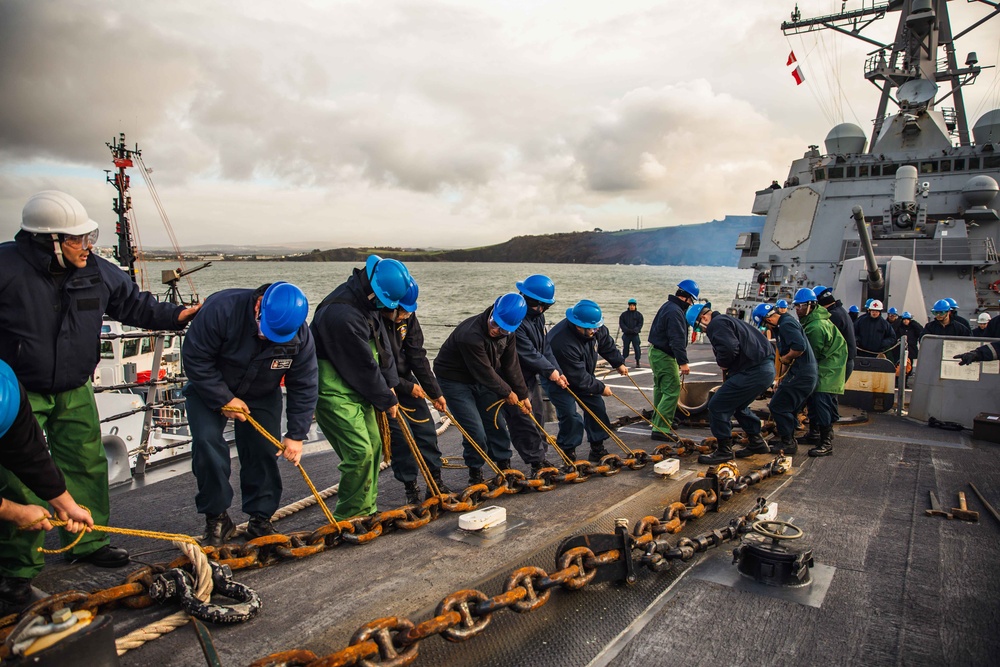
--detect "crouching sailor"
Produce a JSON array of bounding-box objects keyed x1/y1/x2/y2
[
  {"x1": 0, "y1": 191, "x2": 199, "y2": 573},
  {"x1": 749, "y1": 303, "x2": 817, "y2": 456},
  {"x1": 687, "y1": 304, "x2": 775, "y2": 464},
  {"x1": 0, "y1": 361, "x2": 94, "y2": 614},
  {"x1": 793, "y1": 288, "x2": 847, "y2": 457},
  {"x1": 183, "y1": 282, "x2": 317, "y2": 545}
]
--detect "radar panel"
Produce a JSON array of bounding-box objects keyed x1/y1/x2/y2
[
  {"x1": 772, "y1": 188, "x2": 820, "y2": 250},
  {"x1": 897, "y1": 79, "x2": 937, "y2": 109}
]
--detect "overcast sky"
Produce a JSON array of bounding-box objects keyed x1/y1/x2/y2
[{"x1": 1, "y1": 0, "x2": 998, "y2": 249}]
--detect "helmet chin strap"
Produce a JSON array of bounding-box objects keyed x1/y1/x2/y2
[{"x1": 51, "y1": 234, "x2": 67, "y2": 269}]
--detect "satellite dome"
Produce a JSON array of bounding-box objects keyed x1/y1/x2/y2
[
  {"x1": 961, "y1": 175, "x2": 999, "y2": 208},
  {"x1": 825, "y1": 123, "x2": 867, "y2": 155},
  {"x1": 973, "y1": 109, "x2": 1000, "y2": 145}
]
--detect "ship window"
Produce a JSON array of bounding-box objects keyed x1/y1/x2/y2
[
  {"x1": 882, "y1": 164, "x2": 899, "y2": 176},
  {"x1": 859, "y1": 165, "x2": 869, "y2": 177},
  {"x1": 940, "y1": 160, "x2": 951, "y2": 172},
  {"x1": 870, "y1": 165, "x2": 881, "y2": 176},
  {"x1": 100, "y1": 341, "x2": 114, "y2": 359},
  {"x1": 920, "y1": 161, "x2": 937, "y2": 173},
  {"x1": 140, "y1": 337, "x2": 152, "y2": 354},
  {"x1": 969, "y1": 157, "x2": 980, "y2": 169},
  {"x1": 985, "y1": 156, "x2": 1000, "y2": 169},
  {"x1": 846, "y1": 166, "x2": 856, "y2": 177},
  {"x1": 829, "y1": 167, "x2": 844, "y2": 179},
  {"x1": 814, "y1": 168, "x2": 826, "y2": 181},
  {"x1": 954, "y1": 158, "x2": 965, "y2": 171},
  {"x1": 123, "y1": 339, "x2": 139, "y2": 358}
]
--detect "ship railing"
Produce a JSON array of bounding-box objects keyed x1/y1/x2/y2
[
  {"x1": 734, "y1": 281, "x2": 788, "y2": 303},
  {"x1": 840, "y1": 237, "x2": 995, "y2": 265}
]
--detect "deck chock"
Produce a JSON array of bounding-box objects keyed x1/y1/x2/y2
[
  {"x1": 556, "y1": 518, "x2": 637, "y2": 585},
  {"x1": 4, "y1": 608, "x2": 119, "y2": 667},
  {"x1": 653, "y1": 458, "x2": 680, "y2": 477},
  {"x1": 458, "y1": 506, "x2": 507, "y2": 532},
  {"x1": 732, "y1": 520, "x2": 814, "y2": 588}
]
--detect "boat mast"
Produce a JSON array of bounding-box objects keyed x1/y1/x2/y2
[
  {"x1": 782, "y1": 0, "x2": 990, "y2": 151},
  {"x1": 105, "y1": 132, "x2": 141, "y2": 283}
]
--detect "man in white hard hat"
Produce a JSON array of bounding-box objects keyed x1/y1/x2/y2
[
  {"x1": 853, "y1": 299, "x2": 897, "y2": 358},
  {"x1": 0, "y1": 191, "x2": 200, "y2": 595},
  {"x1": 973, "y1": 312, "x2": 992, "y2": 338}
]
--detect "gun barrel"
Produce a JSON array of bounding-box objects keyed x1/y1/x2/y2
[{"x1": 851, "y1": 205, "x2": 884, "y2": 290}]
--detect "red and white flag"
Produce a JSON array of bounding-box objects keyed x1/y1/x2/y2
[
  {"x1": 791, "y1": 66, "x2": 806, "y2": 85},
  {"x1": 786, "y1": 51, "x2": 797, "y2": 66}
]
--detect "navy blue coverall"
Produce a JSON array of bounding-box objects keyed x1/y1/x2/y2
[
  {"x1": 502, "y1": 308, "x2": 560, "y2": 466},
  {"x1": 769, "y1": 314, "x2": 818, "y2": 439},
  {"x1": 704, "y1": 313, "x2": 775, "y2": 441}
]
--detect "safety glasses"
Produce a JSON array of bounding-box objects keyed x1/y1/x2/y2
[
  {"x1": 62, "y1": 229, "x2": 99, "y2": 249},
  {"x1": 524, "y1": 297, "x2": 551, "y2": 311},
  {"x1": 488, "y1": 317, "x2": 514, "y2": 336}
]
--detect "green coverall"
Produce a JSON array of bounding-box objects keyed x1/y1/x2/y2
[
  {"x1": 0, "y1": 382, "x2": 109, "y2": 578},
  {"x1": 649, "y1": 347, "x2": 681, "y2": 433}
]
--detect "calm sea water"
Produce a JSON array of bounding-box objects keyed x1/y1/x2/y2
[{"x1": 142, "y1": 261, "x2": 751, "y2": 354}]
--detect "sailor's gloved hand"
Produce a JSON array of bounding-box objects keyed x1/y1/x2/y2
[{"x1": 954, "y1": 350, "x2": 980, "y2": 366}]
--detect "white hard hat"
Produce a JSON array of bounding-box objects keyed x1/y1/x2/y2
[
  {"x1": 21, "y1": 191, "x2": 99, "y2": 236},
  {"x1": 868, "y1": 299, "x2": 884, "y2": 311},
  {"x1": 979, "y1": 312, "x2": 992, "y2": 324}
]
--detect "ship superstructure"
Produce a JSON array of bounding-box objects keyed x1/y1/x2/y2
[{"x1": 733, "y1": 0, "x2": 1000, "y2": 321}]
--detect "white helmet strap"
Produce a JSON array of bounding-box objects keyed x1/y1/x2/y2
[{"x1": 50, "y1": 233, "x2": 66, "y2": 269}]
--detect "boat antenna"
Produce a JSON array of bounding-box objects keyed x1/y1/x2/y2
[{"x1": 106, "y1": 132, "x2": 140, "y2": 283}]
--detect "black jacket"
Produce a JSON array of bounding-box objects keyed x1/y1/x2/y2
[
  {"x1": 514, "y1": 309, "x2": 559, "y2": 380},
  {"x1": 705, "y1": 312, "x2": 774, "y2": 374},
  {"x1": 921, "y1": 319, "x2": 971, "y2": 338},
  {"x1": 619, "y1": 309, "x2": 644, "y2": 336},
  {"x1": 548, "y1": 320, "x2": 625, "y2": 396},
  {"x1": 854, "y1": 314, "x2": 898, "y2": 354},
  {"x1": 182, "y1": 288, "x2": 318, "y2": 440},
  {"x1": 434, "y1": 306, "x2": 528, "y2": 399},
  {"x1": 386, "y1": 314, "x2": 442, "y2": 400},
  {"x1": 826, "y1": 301, "x2": 857, "y2": 363},
  {"x1": 311, "y1": 268, "x2": 399, "y2": 412},
  {"x1": 648, "y1": 295, "x2": 690, "y2": 364},
  {"x1": 775, "y1": 313, "x2": 817, "y2": 380},
  {"x1": 0, "y1": 381, "x2": 66, "y2": 507},
  {"x1": 0, "y1": 232, "x2": 185, "y2": 394},
  {"x1": 985, "y1": 316, "x2": 1000, "y2": 339},
  {"x1": 898, "y1": 320, "x2": 923, "y2": 358}
]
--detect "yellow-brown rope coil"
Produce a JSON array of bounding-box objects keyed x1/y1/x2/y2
[{"x1": 19, "y1": 506, "x2": 202, "y2": 554}]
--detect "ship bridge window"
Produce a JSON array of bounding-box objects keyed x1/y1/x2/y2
[
  {"x1": 140, "y1": 337, "x2": 152, "y2": 354},
  {"x1": 123, "y1": 339, "x2": 139, "y2": 358},
  {"x1": 814, "y1": 168, "x2": 826, "y2": 181},
  {"x1": 940, "y1": 160, "x2": 952, "y2": 172},
  {"x1": 985, "y1": 156, "x2": 1000, "y2": 169},
  {"x1": 859, "y1": 165, "x2": 869, "y2": 177},
  {"x1": 969, "y1": 157, "x2": 980, "y2": 169},
  {"x1": 954, "y1": 158, "x2": 966, "y2": 171},
  {"x1": 100, "y1": 341, "x2": 114, "y2": 360},
  {"x1": 829, "y1": 166, "x2": 844, "y2": 179},
  {"x1": 870, "y1": 165, "x2": 881, "y2": 176},
  {"x1": 920, "y1": 161, "x2": 937, "y2": 173},
  {"x1": 846, "y1": 166, "x2": 856, "y2": 177},
  {"x1": 882, "y1": 164, "x2": 899, "y2": 176}
]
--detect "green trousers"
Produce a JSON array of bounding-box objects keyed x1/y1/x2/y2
[
  {"x1": 0, "y1": 382, "x2": 109, "y2": 579},
  {"x1": 649, "y1": 348, "x2": 681, "y2": 433},
  {"x1": 315, "y1": 359, "x2": 382, "y2": 521}
]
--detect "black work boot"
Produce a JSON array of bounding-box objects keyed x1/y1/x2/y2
[
  {"x1": 427, "y1": 470, "x2": 452, "y2": 497},
  {"x1": 0, "y1": 576, "x2": 33, "y2": 616},
  {"x1": 559, "y1": 447, "x2": 577, "y2": 461},
  {"x1": 809, "y1": 425, "x2": 834, "y2": 457},
  {"x1": 698, "y1": 438, "x2": 735, "y2": 465},
  {"x1": 799, "y1": 425, "x2": 820, "y2": 445},
  {"x1": 468, "y1": 467, "x2": 484, "y2": 486},
  {"x1": 770, "y1": 434, "x2": 798, "y2": 455},
  {"x1": 530, "y1": 459, "x2": 556, "y2": 475},
  {"x1": 588, "y1": 442, "x2": 611, "y2": 463},
  {"x1": 246, "y1": 515, "x2": 277, "y2": 539},
  {"x1": 734, "y1": 433, "x2": 770, "y2": 458},
  {"x1": 404, "y1": 481, "x2": 421, "y2": 505},
  {"x1": 202, "y1": 511, "x2": 237, "y2": 547},
  {"x1": 74, "y1": 544, "x2": 130, "y2": 568},
  {"x1": 495, "y1": 459, "x2": 512, "y2": 473}
]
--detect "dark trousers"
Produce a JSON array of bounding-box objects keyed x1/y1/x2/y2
[
  {"x1": 388, "y1": 389, "x2": 444, "y2": 483},
  {"x1": 769, "y1": 369, "x2": 817, "y2": 438},
  {"x1": 708, "y1": 361, "x2": 775, "y2": 440},
  {"x1": 832, "y1": 359, "x2": 853, "y2": 422},
  {"x1": 502, "y1": 375, "x2": 548, "y2": 465},
  {"x1": 621, "y1": 334, "x2": 641, "y2": 362},
  {"x1": 438, "y1": 378, "x2": 512, "y2": 470},
  {"x1": 542, "y1": 380, "x2": 609, "y2": 453},
  {"x1": 187, "y1": 388, "x2": 283, "y2": 518},
  {"x1": 808, "y1": 392, "x2": 838, "y2": 428}
]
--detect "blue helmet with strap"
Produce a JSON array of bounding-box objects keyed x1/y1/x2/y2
[
  {"x1": 259, "y1": 282, "x2": 309, "y2": 343},
  {"x1": 398, "y1": 278, "x2": 419, "y2": 313},
  {"x1": 492, "y1": 293, "x2": 527, "y2": 332},
  {"x1": 793, "y1": 287, "x2": 817, "y2": 304},
  {"x1": 566, "y1": 300, "x2": 604, "y2": 328},
  {"x1": 515, "y1": 274, "x2": 556, "y2": 304},
  {"x1": 812, "y1": 285, "x2": 830, "y2": 298},
  {"x1": 677, "y1": 279, "x2": 700, "y2": 299},
  {"x1": 0, "y1": 361, "x2": 19, "y2": 439},
  {"x1": 931, "y1": 299, "x2": 951, "y2": 314},
  {"x1": 365, "y1": 255, "x2": 411, "y2": 309},
  {"x1": 751, "y1": 303, "x2": 775, "y2": 326},
  {"x1": 776, "y1": 299, "x2": 788, "y2": 309},
  {"x1": 686, "y1": 303, "x2": 709, "y2": 330}
]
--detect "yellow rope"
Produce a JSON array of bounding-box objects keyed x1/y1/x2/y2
[
  {"x1": 564, "y1": 387, "x2": 633, "y2": 456},
  {"x1": 377, "y1": 410, "x2": 392, "y2": 466},
  {"x1": 226, "y1": 407, "x2": 337, "y2": 526},
  {"x1": 400, "y1": 404, "x2": 430, "y2": 424},
  {"x1": 624, "y1": 373, "x2": 684, "y2": 436},
  {"x1": 19, "y1": 506, "x2": 202, "y2": 554},
  {"x1": 394, "y1": 412, "x2": 441, "y2": 497},
  {"x1": 519, "y1": 402, "x2": 576, "y2": 466},
  {"x1": 442, "y1": 408, "x2": 503, "y2": 475},
  {"x1": 609, "y1": 392, "x2": 679, "y2": 443}
]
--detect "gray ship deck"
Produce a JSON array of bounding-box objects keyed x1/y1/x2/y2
[{"x1": 25, "y1": 345, "x2": 1000, "y2": 666}]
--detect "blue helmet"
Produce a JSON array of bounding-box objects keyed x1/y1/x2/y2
[
  {"x1": 515, "y1": 274, "x2": 555, "y2": 304},
  {"x1": 0, "y1": 360, "x2": 19, "y2": 439},
  {"x1": 945, "y1": 297, "x2": 959, "y2": 310},
  {"x1": 259, "y1": 282, "x2": 309, "y2": 343},
  {"x1": 686, "y1": 303, "x2": 709, "y2": 330},
  {"x1": 776, "y1": 299, "x2": 789, "y2": 309},
  {"x1": 864, "y1": 298, "x2": 873, "y2": 309},
  {"x1": 627, "y1": 298, "x2": 637, "y2": 305},
  {"x1": 887, "y1": 307, "x2": 898, "y2": 315},
  {"x1": 677, "y1": 279, "x2": 700, "y2": 299},
  {"x1": 751, "y1": 303, "x2": 775, "y2": 326},
  {"x1": 365, "y1": 255, "x2": 411, "y2": 309},
  {"x1": 492, "y1": 293, "x2": 527, "y2": 332},
  {"x1": 931, "y1": 299, "x2": 951, "y2": 314},
  {"x1": 398, "y1": 278, "x2": 419, "y2": 313},
  {"x1": 793, "y1": 287, "x2": 817, "y2": 305},
  {"x1": 566, "y1": 299, "x2": 604, "y2": 328},
  {"x1": 849, "y1": 305, "x2": 860, "y2": 313},
  {"x1": 813, "y1": 285, "x2": 830, "y2": 298},
  {"x1": 901, "y1": 311, "x2": 912, "y2": 319}
]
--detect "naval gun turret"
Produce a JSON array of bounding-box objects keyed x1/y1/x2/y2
[{"x1": 851, "y1": 205, "x2": 884, "y2": 293}]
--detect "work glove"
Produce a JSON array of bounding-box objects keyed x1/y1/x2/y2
[{"x1": 953, "y1": 350, "x2": 980, "y2": 366}]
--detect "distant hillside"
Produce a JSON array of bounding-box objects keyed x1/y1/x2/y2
[{"x1": 288, "y1": 215, "x2": 764, "y2": 266}]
